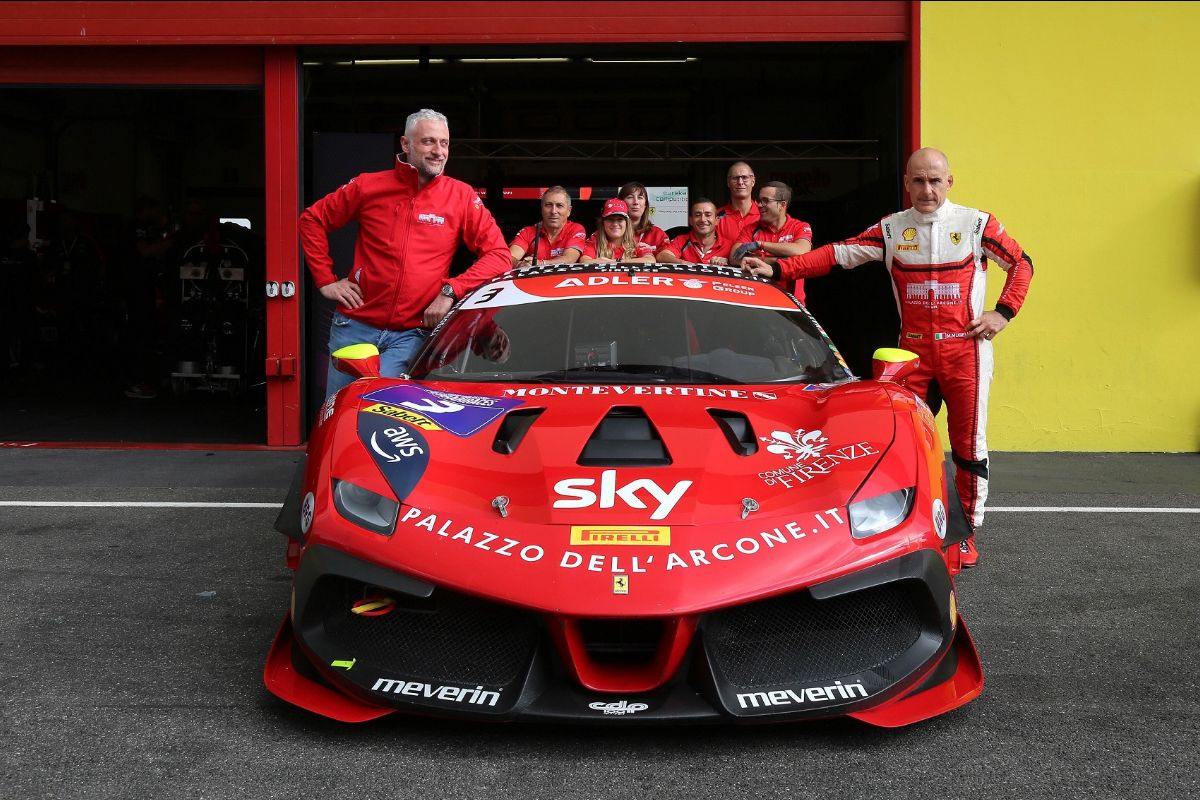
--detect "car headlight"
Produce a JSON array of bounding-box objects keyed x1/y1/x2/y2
[
  {"x1": 332, "y1": 479, "x2": 399, "y2": 535},
  {"x1": 848, "y1": 487, "x2": 915, "y2": 539}
]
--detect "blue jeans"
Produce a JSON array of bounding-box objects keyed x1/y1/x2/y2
[{"x1": 324, "y1": 312, "x2": 430, "y2": 396}]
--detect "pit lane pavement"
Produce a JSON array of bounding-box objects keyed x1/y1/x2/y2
[{"x1": 0, "y1": 449, "x2": 1196, "y2": 800}]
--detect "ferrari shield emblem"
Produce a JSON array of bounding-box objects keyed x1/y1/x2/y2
[
  {"x1": 613, "y1": 574, "x2": 629, "y2": 595},
  {"x1": 950, "y1": 232, "x2": 962, "y2": 245}
]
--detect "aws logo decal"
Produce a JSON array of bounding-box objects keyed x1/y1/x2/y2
[{"x1": 357, "y1": 412, "x2": 430, "y2": 502}]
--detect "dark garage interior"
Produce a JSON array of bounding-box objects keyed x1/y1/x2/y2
[{"x1": 1, "y1": 41, "x2": 903, "y2": 444}]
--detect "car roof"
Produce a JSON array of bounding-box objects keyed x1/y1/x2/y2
[{"x1": 470, "y1": 262, "x2": 800, "y2": 311}]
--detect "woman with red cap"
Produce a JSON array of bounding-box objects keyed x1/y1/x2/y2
[{"x1": 577, "y1": 198, "x2": 656, "y2": 264}]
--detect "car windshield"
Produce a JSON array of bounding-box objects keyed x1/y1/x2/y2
[{"x1": 410, "y1": 282, "x2": 853, "y2": 385}]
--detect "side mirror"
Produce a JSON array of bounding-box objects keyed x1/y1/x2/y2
[
  {"x1": 331, "y1": 343, "x2": 380, "y2": 380},
  {"x1": 871, "y1": 347, "x2": 920, "y2": 384}
]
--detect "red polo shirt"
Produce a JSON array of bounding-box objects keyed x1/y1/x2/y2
[
  {"x1": 509, "y1": 221, "x2": 586, "y2": 261},
  {"x1": 661, "y1": 231, "x2": 733, "y2": 264},
  {"x1": 735, "y1": 215, "x2": 814, "y2": 302},
  {"x1": 716, "y1": 202, "x2": 760, "y2": 242}
]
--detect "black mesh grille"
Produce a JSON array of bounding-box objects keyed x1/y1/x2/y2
[
  {"x1": 578, "y1": 618, "x2": 663, "y2": 665},
  {"x1": 704, "y1": 582, "x2": 925, "y2": 688},
  {"x1": 304, "y1": 576, "x2": 540, "y2": 686}
]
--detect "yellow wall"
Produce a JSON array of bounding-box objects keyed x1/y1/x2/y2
[{"x1": 921, "y1": 1, "x2": 1200, "y2": 451}]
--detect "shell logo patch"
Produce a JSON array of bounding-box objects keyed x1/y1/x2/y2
[{"x1": 902, "y1": 227, "x2": 917, "y2": 241}]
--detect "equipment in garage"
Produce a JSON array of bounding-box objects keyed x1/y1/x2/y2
[{"x1": 170, "y1": 233, "x2": 259, "y2": 397}]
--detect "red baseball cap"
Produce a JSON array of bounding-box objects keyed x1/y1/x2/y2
[{"x1": 601, "y1": 198, "x2": 630, "y2": 219}]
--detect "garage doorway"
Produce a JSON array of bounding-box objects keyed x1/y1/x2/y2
[
  {"x1": 0, "y1": 85, "x2": 266, "y2": 444},
  {"x1": 299, "y1": 41, "x2": 904, "y2": 405}
]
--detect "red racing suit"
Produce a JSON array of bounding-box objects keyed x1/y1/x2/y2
[
  {"x1": 299, "y1": 157, "x2": 510, "y2": 331},
  {"x1": 772, "y1": 200, "x2": 1033, "y2": 527}
]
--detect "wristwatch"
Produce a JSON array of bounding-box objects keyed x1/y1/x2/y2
[{"x1": 440, "y1": 284, "x2": 457, "y2": 302}]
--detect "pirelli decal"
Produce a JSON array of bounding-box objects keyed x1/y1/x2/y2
[
  {"x1": 570, "y1": 525, "x2": 671, "y2": 546},
  {"x1": 362, "y1": 403, "x2": 442, "y2": 431}
]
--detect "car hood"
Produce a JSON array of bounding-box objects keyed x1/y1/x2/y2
[{"x1": 320, "y1": 379, "x2": 921, "y2": 615}]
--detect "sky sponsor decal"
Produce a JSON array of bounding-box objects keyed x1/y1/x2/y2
[
  {"x1": 362, "y1": 385, "x2": 522, "y2": 437},
  {"x1": 758, "y1": 427, "x2": 880, "y2": 489},
  {"x1": 736, "y1": 680, "x2": 868, "y2": 710},
  {"x1": 553, "y1": 470, "x2": 691, "y2": 521},
  {"x1": 357, "y1": 413, "x2": 430, "y2": 502}
]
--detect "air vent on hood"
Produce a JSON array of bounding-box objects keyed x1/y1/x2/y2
[
  {"x1": 578, "y1": 406, "x2": 671, "y2": 466},
  {"x1": 708, "y1": 409, "x2": 758, "y2": 456},
  {"x1": 492, "y1": 408, "x2": 545, "y2": 454}
]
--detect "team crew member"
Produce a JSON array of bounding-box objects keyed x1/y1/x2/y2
[
  {"x1": 509, "y1": 185, "x2": 586, "y2": 266},
  {"x1": 656, "y1": 198, "x2": 732, "y2": 265},
  {"x1": 619, "y1": 181, "x2": 670, "y2": 255},
  {"x1": 732, "y1": 181, "x2": 813, "y2": 300},
  {"x1": 716, "y1": 161, "x2": 760, "y2": 242},
  {"x1": 742, "y1": 148, "x2": 1034, "y2": 566},
  {"x1": 299, "y1": 108, "x2": 509, "y2": 396},
  {"x1": 578, "y1": 199, "x2": 656, "y2": 264}
]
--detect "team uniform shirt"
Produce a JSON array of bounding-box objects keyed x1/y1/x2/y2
[
  {"x1": 509, "y1": 221, "x2": 587, "y2": 261},
  {"x1": 299, "y1": 157, "x2": 509, "y2": 331},
  {"x1": 634, "y1": 225, "x2": 670, "y2": 254},
  {"x1": 661, "y1": 231, "x2": 733, "y2": 264},
  {"x1": 716, "y1": 202, "x2": 760, "y2": 242},
  {"x1": 734, "y1": 215, "x2": 814, "y2": 302},
  {"x1": 579, "y1": 234, "x2": 656, "y2": 261},
  {"x1": 772, "y1": 200, "x2": 1034, "y2": 527}
]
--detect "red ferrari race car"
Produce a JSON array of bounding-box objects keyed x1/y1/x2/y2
[{"x1": 264, "y1": 262, "x2": 982, "y2": 726}]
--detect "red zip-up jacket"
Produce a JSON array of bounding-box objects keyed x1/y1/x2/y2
[{"x1": 299, "y1": 157, "x2": 510, "y2": 331}]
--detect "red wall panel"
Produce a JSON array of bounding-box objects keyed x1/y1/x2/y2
[
  {"x1": 0, "y1": 45, "x2": 261, "y2": 84},
  {"x1": 0, "y1": 2, "x2": 910, "y2": 44}
]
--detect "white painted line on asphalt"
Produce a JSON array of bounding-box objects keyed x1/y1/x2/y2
[
  {"x1": 0, "y1": 501, "x2": 283, "y2": 508},
  {"x1": 990, "y1": 507, "x2": 1200, "y2": 513}
]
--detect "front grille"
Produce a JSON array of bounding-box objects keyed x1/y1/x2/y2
[
  {"x1": 303, "y1": 576, "x2": 540, "y2": 686},
  {"x1": 704, "y1": 582, "x2": 925, "y2": 689}
]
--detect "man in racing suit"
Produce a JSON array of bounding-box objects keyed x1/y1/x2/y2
[
  {"x1": 299, "y1": 108, "x2": 510, "y2": 397},
  {"x1": 742, "y1": 148, "x2": 1033, "y2": 567}
]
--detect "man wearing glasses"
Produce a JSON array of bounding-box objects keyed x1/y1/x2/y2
[
  {"x1": 716, "y1": 162, "x2": 760, "y2": 242},
  {"x1": 731, "y1": 181, "x2": 814, "y2": 301}
]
